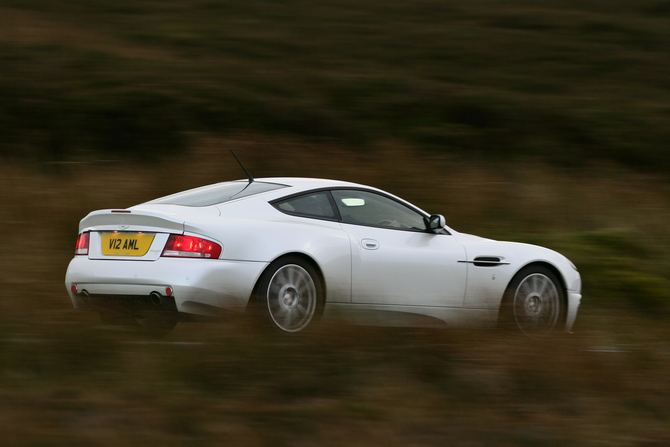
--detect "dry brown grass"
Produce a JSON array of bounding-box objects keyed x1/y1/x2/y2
[{"x1": 0, "y1": 6, "x2": 180, "y2": 62}]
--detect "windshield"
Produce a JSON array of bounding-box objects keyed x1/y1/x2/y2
[{"x1": 145, "y1": 181, "x2": 288, "y2": 207}]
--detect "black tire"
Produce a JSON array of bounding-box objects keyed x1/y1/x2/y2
[
  {"x1": 255, "y1": 256, "x2": 324, "y2": 333},
  {"x1": 498, "y1": 265, "x2": 566, "y2": 334}
]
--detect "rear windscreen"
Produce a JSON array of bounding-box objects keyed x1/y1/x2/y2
[{"x1": 145, "y1": 181, "x2": 288, "y2": 207}]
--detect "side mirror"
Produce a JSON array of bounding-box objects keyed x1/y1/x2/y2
[{"x1": 427, "y1": 214, "x2": 446, "y2": 232}]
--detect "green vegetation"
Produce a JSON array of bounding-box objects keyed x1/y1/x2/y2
[{"x1": 1, "y1": 0, "x2": 669, "y2": 171}]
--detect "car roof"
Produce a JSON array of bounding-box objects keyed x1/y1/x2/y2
[
  {"x1": 139, "y1": 177, "x2": 382, "y2": 209},
  {"x1": 253, "y1": 177, "x2": 393, "y2": 202},
  {"x1": 256, "y1": 177, "x2": 365, "y2": 191},
  {"x1": 131, "y1": 176, "x2": 432, "y2": 219}
]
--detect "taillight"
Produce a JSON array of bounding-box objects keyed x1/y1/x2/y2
[
  {"x1": 161, "y1": 235, "x2": 222, "y2": 259},
  {"x1": 75, "y1": 232, "x2": 89, "y2": 255}
]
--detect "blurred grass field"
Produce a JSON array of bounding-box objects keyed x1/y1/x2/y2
[
  {"x1": 1, "y1": 0, "x2": 670, "y2": 170},
  {"x1": 2, "y1": 142, "x2": 670, "y2": 446},
  {"x1": 1, "y1": 0, "x2": 670, "y2": 446}
]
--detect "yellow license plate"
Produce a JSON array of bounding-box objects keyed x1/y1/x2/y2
[{"x1": 101, "y1": 233, "x2": 155, "y2": 256}]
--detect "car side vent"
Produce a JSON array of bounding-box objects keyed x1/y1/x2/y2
[{"x1": 473, "y1": 256, "x2": 504, "y2": 267}]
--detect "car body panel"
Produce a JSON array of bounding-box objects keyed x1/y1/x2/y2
[
  {"x1": 179, "y1": 213, "x2": 353, "y2": 303},
  {"x1": 453, "y1": 234, "x2": 581, "y2": 308},
  {"x1": 66, "y1": 256, "x2": 266, "y2": 315},
  {"x1": 342, "y1": 224, "x2": 467, "y2": 307}
]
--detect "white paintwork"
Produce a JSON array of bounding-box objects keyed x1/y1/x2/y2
[
  {"x1": 343, "y1": 224, "x2": 467, "y2": 307},
  {"x1": 65, "y1": 177, "x2": 582, "y2": 331},
  {"x1": 67, "y1": 256, "x2": 267, "y2": 314}
]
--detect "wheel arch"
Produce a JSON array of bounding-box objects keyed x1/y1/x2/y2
[
  {"x1": 517, "y1": 261, "x2": 568, "y2": 292},
  {"x1": 502, "y1": 261, "x2": 569, "y2": 328},
  {"x1": 248, "y1": 252, "x2": 327, "y2": 307}
]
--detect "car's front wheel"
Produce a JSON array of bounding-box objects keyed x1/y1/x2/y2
[
  {"x1": 256, "y1": 256, "x2": 324, "y2": 333},
  {"x1": 499, "y1": 265, "x2": 565, "y2": 333}
]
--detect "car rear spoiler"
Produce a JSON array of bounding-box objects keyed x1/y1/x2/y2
[{"x1": 79, "y1": 209, "x2": 185, "y2": 233}]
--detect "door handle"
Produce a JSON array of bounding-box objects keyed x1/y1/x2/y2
[{"x1": 361, "y1": 238, "x2": 379, "y2": 250}]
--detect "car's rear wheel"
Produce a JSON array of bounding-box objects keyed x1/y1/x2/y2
[
  {"x1": 256, "y1": 257, "x2": 324, "y2": 333},
  {"x1": 499, "y1": 266, "x2": 565, "y2": 333}
]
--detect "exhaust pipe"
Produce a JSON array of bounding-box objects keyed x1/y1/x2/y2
[
  {"x1": 150, "y1": 292, "x2": 167, "y2": 307},
  {"x1": 81, "y1": 290, "x2": 90, "y2": 304}
]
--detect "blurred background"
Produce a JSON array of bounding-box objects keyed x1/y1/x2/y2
[{"x1": 1, "y1": 0, "x2": 670, "y2": 445}]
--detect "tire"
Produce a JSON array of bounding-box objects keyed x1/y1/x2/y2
[
  {"x1": 256, "y1": 256, "x2": 324, "y2": 333},
  {"x1": 498, "y1": 265, "x2": 566, "y2": 333}
]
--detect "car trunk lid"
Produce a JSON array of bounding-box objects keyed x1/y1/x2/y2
[{"x1": 79, "y1": 208, "x2": 188, "y2": 261}]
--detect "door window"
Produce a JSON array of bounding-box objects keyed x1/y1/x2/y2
[{"x1": 331, "y1": 190, "x2": 426, "y2": 231}]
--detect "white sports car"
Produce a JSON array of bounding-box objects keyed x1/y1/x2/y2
[{"x1": 65, "y1": 176, "x2": 581, "y2": 334}]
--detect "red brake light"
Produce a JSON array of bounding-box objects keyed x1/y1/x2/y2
[
  {"x1": 161, "y1": 235, "x2": 222, "y2": 259},
  {"x1": 75, "y1": 232, "x2": 89, "y2": 255}
]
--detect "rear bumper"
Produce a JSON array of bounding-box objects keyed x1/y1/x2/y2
[{"x1": 65, "y1": 256, "x2": 268, "y2": 317}]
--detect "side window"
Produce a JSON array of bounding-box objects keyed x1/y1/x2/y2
[
  {"x1": 274, "y1": 192, "x2": 337, "y2": 219},
  {"x1": 331, "y1": 190, "x2": 427, "y2": 231}
]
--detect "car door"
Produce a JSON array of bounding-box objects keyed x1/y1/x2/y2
[{"x1": 331, "y1": 189, "x2": 467, "y2": 307}]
